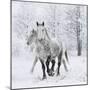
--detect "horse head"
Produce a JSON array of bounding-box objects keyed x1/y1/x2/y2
[
  {"x1": 36, "y1": 21, "x2": 45, "y2": 32},
  {"x1": 36, "y1": 21, "x2": 50, "y2": 41},
  {"x1": 27, "y1": 29, "x2": 37, "y2": 46}
]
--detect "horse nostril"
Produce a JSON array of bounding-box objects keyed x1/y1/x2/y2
[{"x1": 27, "y1": 42, "x2": 29, "y2": 45}]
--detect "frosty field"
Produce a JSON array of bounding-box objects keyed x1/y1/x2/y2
[
  {"x1": 12, "y1": 50, "x2": 87, "y2": 89},
  {"x1": 11, "y1": 1, "x2": 87, "y2": 89}
]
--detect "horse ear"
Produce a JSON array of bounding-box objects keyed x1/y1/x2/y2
[
  {"x1": 36, "y1": 22, "x2": 39, "y2": 26},
  {"x1": 42, "y1": 22, "x2": 44, "y2": 26}
]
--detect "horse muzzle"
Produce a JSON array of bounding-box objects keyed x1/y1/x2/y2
[{"x1": 27, "y1": 42, "x2": 29, "y2": 45}]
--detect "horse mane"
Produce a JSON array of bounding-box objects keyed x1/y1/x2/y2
[{"x1": 44, "y1": 28, "x2": 51, "y2": 41}]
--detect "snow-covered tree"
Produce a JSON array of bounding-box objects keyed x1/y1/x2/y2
[{"x1": 65, "y1": 6, "x2": 87, "y2": 56}]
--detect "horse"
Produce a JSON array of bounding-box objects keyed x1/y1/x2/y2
[
  {"x1": 26, "y1": 22, "x2": 69, "y2": 79},
  {"x1": 27, "y1": 29, "x2": 51, "y2": 79},
  {"x1": 35, "y1": 21, "x2": 69, "y2": 76}
]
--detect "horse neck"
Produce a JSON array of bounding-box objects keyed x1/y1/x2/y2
[
  {"x1": 45, "y1": 28, "x2": 51, "y2": 40},
  {"x1": 43, "y1": 28, "x2": 51, "y2": 41},
  {"x1": 37, "y1": 27, "x2": 51, "y2": 41},
  {"x1": 34, "y1": 35, "x2": 41, "y2": 45}
]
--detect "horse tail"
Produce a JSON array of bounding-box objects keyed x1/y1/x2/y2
[
  {"x1": 62, "y1": 59, "x2": 68, "y2": 72},
  {"x1": 65, "y1": 50, "x2": 69, "y2": 64}
]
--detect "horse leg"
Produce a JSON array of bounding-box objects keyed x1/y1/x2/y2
[
  {"x1": 40, "y1": 59, "x2": 46, "y2": 80},
  {"x1": 57, "y1": 50, "x2": 62, "y2": 76},
  {"x1": 48, "y1": 60, "x2": 55, "y2": 76},
  {"x1": 62, "y1": 59, "x2": 68, "y2": 72},
  {"x1": 46, "y1": 55, "x2": 51, "y2": 75},
  {"x1": 46, "y1": 55, "x2": 55, "y2": 76},
  {"x1": 31, "y1": 56, "x2": 38, "y2": 73},
  {"x1": 51, "y1": 59, "x2": 55, "y2": 72}
]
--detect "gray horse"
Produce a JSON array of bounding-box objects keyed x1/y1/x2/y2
[
  {"x1": 27, "y1": 29, "x2": 51, "y2": 79},
  {"x1": 27, "y1": 22, "x2": 69, "y2": 79},
  {"x1": 33, "y1": 22, "x2": 69, "y2": 76}
]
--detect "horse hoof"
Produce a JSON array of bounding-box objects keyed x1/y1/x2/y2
[
  {"x1": 48, "y1": 71, "x2": 55, "y2": 76},
  {"x1": 48, "y1": 73, "x2": 52, "y2": 76},
  {"x1": 51, "y1": 72, "x2": 55, "y2": 76},
  {"x1": 56, "y1": 73, "x2": 60, "y2": 76},
  {"x1": 42, "y1": 76, "x2": 46, "y2": 80},
  {"x1": 30, "y1": 70, "x2": 33, "y2": 73}
]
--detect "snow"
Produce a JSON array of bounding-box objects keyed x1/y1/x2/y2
[
  {"x1": 12, "y1": 50, "x2": 87, "y2": 89},
  {"x1": 12, "y1": 1, "x2": 87, "y2": 89}
]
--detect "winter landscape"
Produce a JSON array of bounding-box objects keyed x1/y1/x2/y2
[{"x1": 12, "y1": 1, "x2": 88, "y2": 89}]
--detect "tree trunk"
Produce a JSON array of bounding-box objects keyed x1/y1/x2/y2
[
  {"x1": 77, "y1": 21, "x2": 82, "y2": 56},
  {"x1": 77, "y1": 28, "x2": 82, "y2": 56},
  {"x1": 77, "y1": 39, "x2": 82, "y2": 56},
  {"x1": 76, "y1": 6, "x2": 82, "y2": 56}
]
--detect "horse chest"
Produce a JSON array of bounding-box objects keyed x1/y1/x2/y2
[{"x1": 35, "y1": 44, "x2": 50, "y2": 61}]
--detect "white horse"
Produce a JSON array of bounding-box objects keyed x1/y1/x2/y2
[{"x1": 27, "y1": 22, "x2": 69, "y2": 79}]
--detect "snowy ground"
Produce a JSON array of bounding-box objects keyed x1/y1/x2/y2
[
  {"x1": 11, "y1": 1, "x2": 87, "y2": 89},
  {"x1": 12, "y1": 50, "x2": 87, "y2": 89}
]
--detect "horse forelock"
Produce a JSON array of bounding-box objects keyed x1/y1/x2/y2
[{"x1": 37, "y1": 26, "x2": 51, "y2": 41}]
